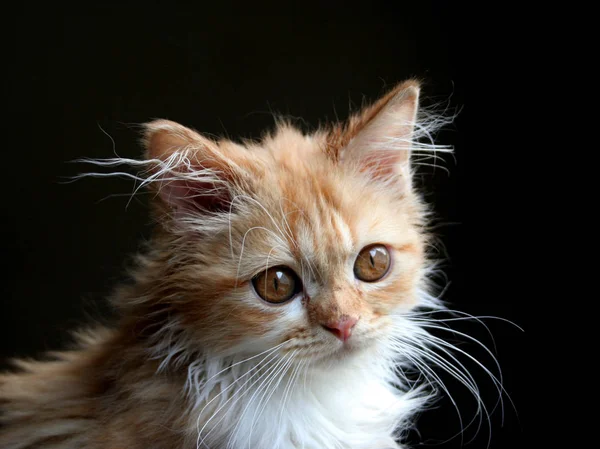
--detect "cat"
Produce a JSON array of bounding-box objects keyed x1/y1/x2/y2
[{"x1": 0, "y1": 80, "x2": 490, "y2": 449}]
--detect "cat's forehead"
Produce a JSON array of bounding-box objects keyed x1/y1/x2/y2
[
  {"x1": 256, "y1": 124, "x2": 327, "y2": 166},
  {"x1": 235, "y1": 127, "x2": 420, "y2": 279}
]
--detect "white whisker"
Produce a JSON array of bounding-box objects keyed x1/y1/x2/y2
[
  {"x1": 196, "y1": 350, "x2": 284, "y2": 448},
  {"x1": 244, "y1": 350, "x2": 298, "y2": 448}
]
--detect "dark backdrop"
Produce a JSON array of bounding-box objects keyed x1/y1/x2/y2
[{"x1": 1, "y1": 3, "x2": 527, "y2": 448}]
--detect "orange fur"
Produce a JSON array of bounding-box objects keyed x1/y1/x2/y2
[{"x1": 1, "y1": 81, "x2": 435, "y2": 448}]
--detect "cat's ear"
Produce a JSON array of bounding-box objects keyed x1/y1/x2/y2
[
  {"x1": 142, "y1": 120, "x2": 237, "y2": 214},
  {"x1": 339, "y1": 80, "x2": 420, "y2": 182}
]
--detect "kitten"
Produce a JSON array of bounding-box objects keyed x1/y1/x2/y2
[{"x1": 0, "y1": 80, "x2": 483, "y2": 448}]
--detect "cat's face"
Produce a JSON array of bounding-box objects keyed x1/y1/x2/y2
[{"x1": 141, "y1": 81, "x2": 427, "y2": 364}]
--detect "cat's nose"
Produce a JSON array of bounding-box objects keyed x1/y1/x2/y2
[{"x1": 321, "y1": 316, "x2": 358, "y2": 342}]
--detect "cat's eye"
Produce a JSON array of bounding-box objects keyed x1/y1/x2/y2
[
  {"x1": 354, "y1": 244, "x2": 391, "y2": 282},
  {"x1": 252, "y1": 266, "x2": 301, "y2": 304}
]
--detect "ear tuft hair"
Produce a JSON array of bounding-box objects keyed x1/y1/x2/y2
[
  {"x1": 141, "y1": 120, "x2": 233, "y2": 215},
  {"x1": 328, "y1": 80, "x2": 453, "y2": 186},
  {"x1": 339, "y1": 81, "x2": 420, "y2": 180},
  {"x1": 143, "y1": 120, "x2": 204, "y2": 160}
]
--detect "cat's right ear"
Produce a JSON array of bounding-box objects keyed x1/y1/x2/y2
[
  {"x1": 337, "y1": 80, "x2": 421, "y2": 186},
  {"x1": 142, "y1": 120, "x2": 238, "y2": 215}
]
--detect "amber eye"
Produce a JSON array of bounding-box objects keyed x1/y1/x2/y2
[
  {"x1": 252, "y1": 266, "x2": 301, "y2": 304},
  {"x1": 354, "y1": 244, "x2": 391, "y2": 282}
]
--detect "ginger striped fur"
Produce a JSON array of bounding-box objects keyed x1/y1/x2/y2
[{"x1": 1, "y1": 81, "x2": 504, "y2": 449}]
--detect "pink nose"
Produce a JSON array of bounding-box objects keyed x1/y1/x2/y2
[{"x1": 322, "y1": 316, "x2": 358, "y2": 342}]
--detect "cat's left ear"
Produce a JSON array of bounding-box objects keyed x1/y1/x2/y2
[
  {"x1": 339, "y1": 80, "x2": 420, "y2": 182},
  {"x1": 141, "y1": 120, "x2": 245, "y2": 215}
]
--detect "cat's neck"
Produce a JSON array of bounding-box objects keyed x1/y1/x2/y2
[{"x1": 169, "y1": 344, "x2": 423, "y2": 449}]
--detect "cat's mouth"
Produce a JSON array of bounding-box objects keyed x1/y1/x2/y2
[{"x1": 284, "y1": 332, "x2": 376, "y2": 363}]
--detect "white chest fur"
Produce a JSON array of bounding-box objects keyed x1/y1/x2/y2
[{"x1": 186, "y1": 352, "x2": 426, "y2": 449}]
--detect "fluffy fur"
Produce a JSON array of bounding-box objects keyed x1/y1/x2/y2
[{"x1": 0, "y1": 80, "x2": 496, "y2": 449}]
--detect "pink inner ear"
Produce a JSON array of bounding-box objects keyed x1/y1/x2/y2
[
  {"x1": 143, "y1": 121, "x2": 235, "y2": 215},
  {"x1": 341, "y1": 84, "x2": 419, "y2": 181},
  {"x1": 359, "y1": 149, "x2": 405, "y2": 180},
  {"x1": 159, "y1": 179, "x2": 231, "y2": 214}
]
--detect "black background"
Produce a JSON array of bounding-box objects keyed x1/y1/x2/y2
[{"x1": 1, "y1": 2, "x2": 527, "y2": 448}]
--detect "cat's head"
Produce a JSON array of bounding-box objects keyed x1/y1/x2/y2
[{"x1": 132, "y1": 80, "x2": 438, "y2": 364}]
